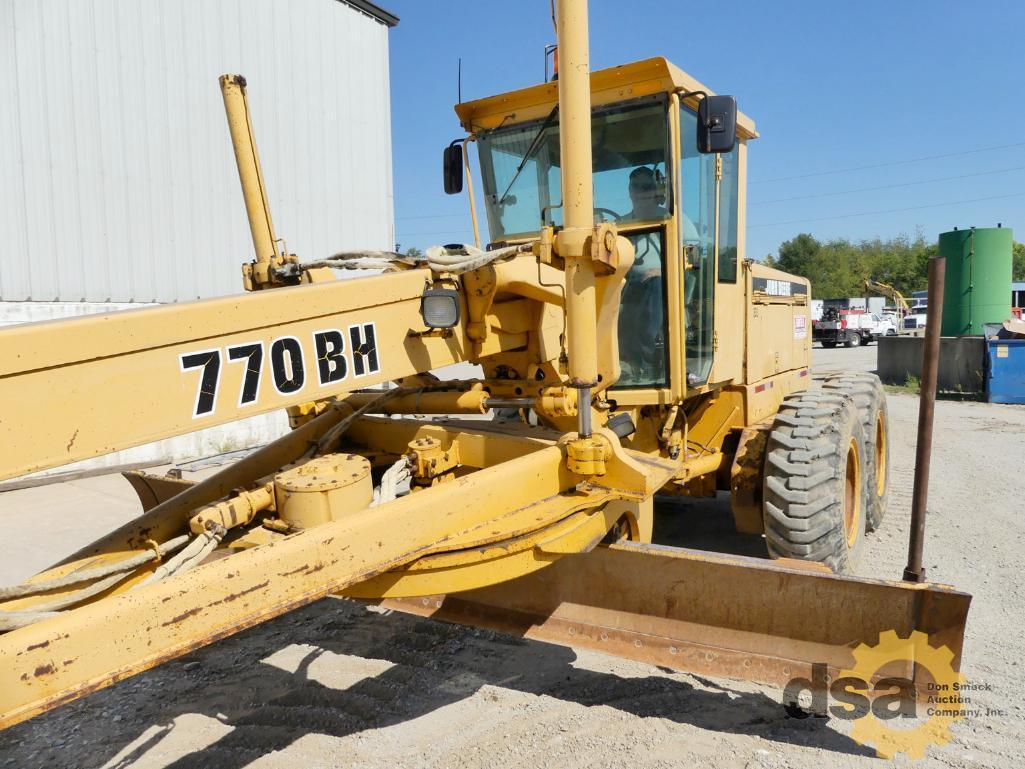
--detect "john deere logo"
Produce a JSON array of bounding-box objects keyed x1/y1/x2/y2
[{"x1": 784, "y1": 630, "x2": 965, "y2": 760}]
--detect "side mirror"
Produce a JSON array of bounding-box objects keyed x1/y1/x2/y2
[
  {"x1": 443, "y1": 143, "x2": 464, "y2": 195},
  {"x1": 697, "y1": 95, "x2": 737, "y2": 154}
]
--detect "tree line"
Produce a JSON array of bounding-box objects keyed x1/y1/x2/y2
[{"x1": 763, "y1": 232, "x2": 1025, "y2": 300}]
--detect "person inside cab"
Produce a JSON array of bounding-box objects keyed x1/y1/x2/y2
[
  {"x1": 625, "y1": 166, "x2": 667, "y2": 221},
  {"x1": 616, "y1": 166, "x2": 705, "y2": 387},
  {"x1": 624, "y1": 166, "x2": 666, "y2": 282},
  {"x1": 618, "y1": 166, "x2": 667, "y2": 386}
]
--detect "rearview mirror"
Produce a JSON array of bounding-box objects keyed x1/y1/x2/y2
[
  {"x1": 443, "y1": 143, "x2": 463, "y2": 195},
  {"x1": 697, "y1": 95, "x2": 737, "y2": 154}
]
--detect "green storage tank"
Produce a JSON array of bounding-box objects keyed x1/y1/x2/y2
[{"x1": 938, "y1": 226, "x2": 1012, "y2": 336}]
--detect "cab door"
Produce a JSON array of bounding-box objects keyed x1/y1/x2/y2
[
  {"x1": 679, "y1": 106, "x2": 717, "y2": 386},
  {"x1": 679, "y1": 104, "x2": 745, "y2": 388},
  {"x1": 709, "y1": 140, "x2": 744, "y2": 384}
]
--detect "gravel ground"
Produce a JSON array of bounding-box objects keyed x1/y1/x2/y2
[{"x1": 1, "y1": 341, "x2": 1022, "y2": 769}]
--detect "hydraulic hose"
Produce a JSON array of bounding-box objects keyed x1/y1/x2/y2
[{"x1": 0, "y1": 535, "x2": 190, "y2": 601}]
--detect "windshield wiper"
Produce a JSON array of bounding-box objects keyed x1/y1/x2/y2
[{"x1": 496, "y1": 105, "x2": 559, "y2": 207}]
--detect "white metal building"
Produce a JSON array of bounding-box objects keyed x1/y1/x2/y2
[{"x1": 0, "y1": 0, "x2": 398, "y2": 476}]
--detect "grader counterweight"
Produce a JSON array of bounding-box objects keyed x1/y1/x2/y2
[{"x1": 0, "y1": 0, "x2": 968, "y2": 731}]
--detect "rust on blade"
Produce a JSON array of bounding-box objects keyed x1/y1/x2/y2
[{"x1": 379, "y1": 542, "x2": 972, "y2": 692}]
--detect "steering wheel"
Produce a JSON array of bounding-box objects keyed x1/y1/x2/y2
[{"x1": 594, "y1": 207, "x2": 623, "y2": 222}]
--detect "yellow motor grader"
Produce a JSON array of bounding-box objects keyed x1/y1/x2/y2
[{"x1": 0, "y1": 0, "x2": 968, "y2": 729}]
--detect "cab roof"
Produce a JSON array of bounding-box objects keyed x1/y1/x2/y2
[{"x1": 454, "y1": 57, "x2": 757, "y2": 139}]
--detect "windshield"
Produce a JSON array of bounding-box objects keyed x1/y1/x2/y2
[{"x1": 477, "y1": 97, "x2": 670, "y2": 241}]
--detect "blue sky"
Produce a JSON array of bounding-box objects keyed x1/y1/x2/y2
[{"x1": 385, "y1": 0, "x2": 1025, "y2": 259}]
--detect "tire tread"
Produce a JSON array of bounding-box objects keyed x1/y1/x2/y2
[{"x1": 762, "y1": 389, "x2": 867, "y2": 572}]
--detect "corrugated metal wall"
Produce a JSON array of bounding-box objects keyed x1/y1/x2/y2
[{"x1": 0, "y1": 0, "x2": 394, "y2": 303}]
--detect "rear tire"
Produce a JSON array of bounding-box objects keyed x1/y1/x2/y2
[
  {"x1": 762, "y1": 391, "x2": 867, "y2": 573},
  {"x1": 844, "y1": 332, "x2": 861, "y2": 348},
  {"x1": 822, "y1": 372, "x2": 889, "y2": 531}
]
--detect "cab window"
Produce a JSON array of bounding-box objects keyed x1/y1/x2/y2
[
  {"x1": 718, "y1": 145, "x2": 739, "y2": 283},
  {"x1": 681, "y1": 107, "x2": 717, "y2": 385},
  {"x1": 476, "y1": 97, "x2": 670, "y2": 240}
]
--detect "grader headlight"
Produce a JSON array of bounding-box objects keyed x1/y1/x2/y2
[{"x1": 420, "y1": 285, "x2": 461, "y2": 329}]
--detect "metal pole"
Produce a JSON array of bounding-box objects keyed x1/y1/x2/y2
[
  {"x1": 555, "y1": 0, "x2": 598, "y2": 438},
  {"x1": 904, "y1": 256, "x2": 945, "y2": 582}
]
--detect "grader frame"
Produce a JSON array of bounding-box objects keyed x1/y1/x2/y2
[{"x1": 0, "y1": 0, "x2": 968, "y2": 730}]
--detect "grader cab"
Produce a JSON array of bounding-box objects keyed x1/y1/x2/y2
[{"x1": 0, "y1": 0, "x2": 968, "y2": 730}]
